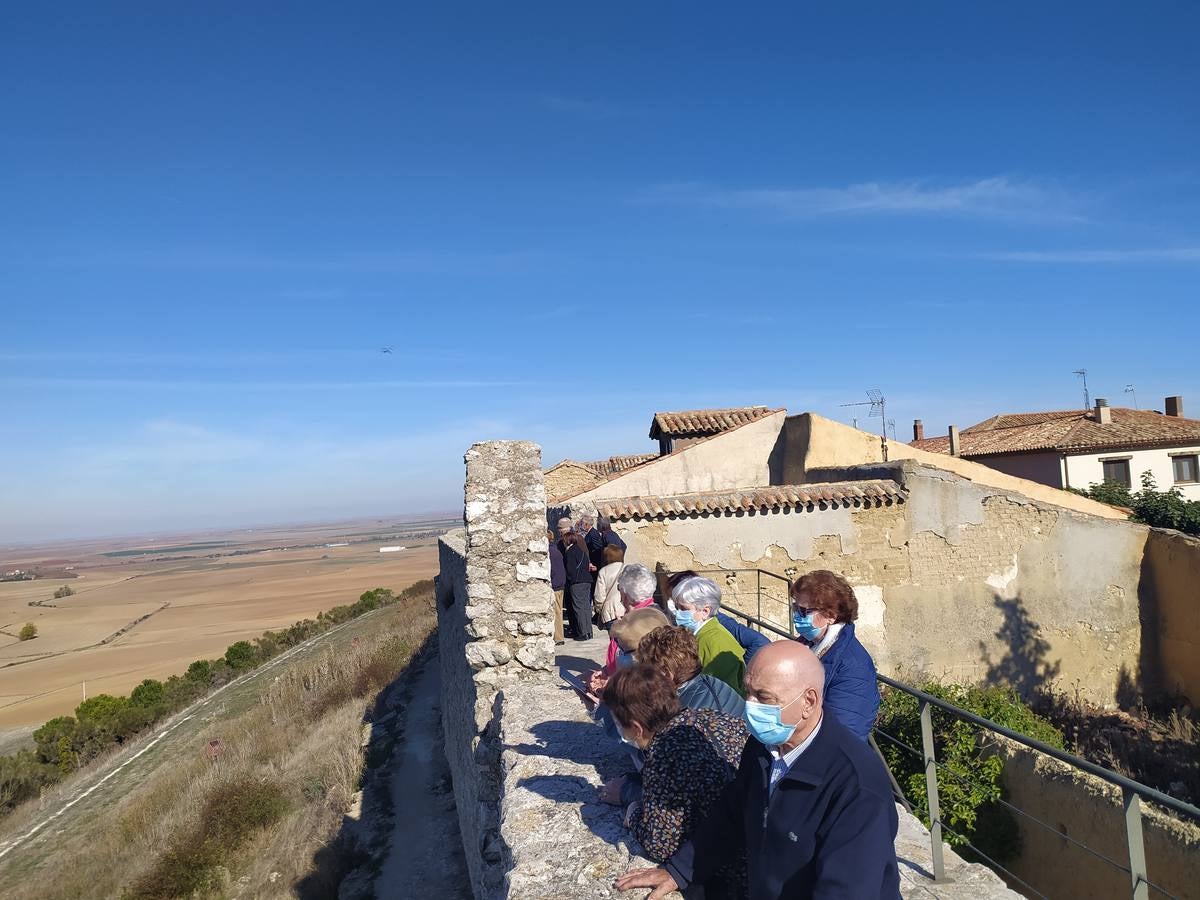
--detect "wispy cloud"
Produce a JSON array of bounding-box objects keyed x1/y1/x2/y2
[
  {"x1": 646, "y1": 177, "x2": 1085, "y2": 223},
  {"x1": 970, "y1": 247, "x2": 1200, "y2": 263}
]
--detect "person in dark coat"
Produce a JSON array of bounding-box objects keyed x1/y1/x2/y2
[
  {"x1": 578, "y1": 514, "x2": 604, "y2": 570},
  {"x1": 562, "y1": 528, "x2": 594, "y2": 641},
  {"x1": 598, "y1": 514, "x2": 627, "y2": 553},
  {"x1": 790, "y1": 570, "x2": 880, "y2": 740},
  {"x1": 615, "y1": 641, "x2": 900, "y2": 900},
  {"x1": 548, "y1": 527, "x2": 566, "y2": 644}
]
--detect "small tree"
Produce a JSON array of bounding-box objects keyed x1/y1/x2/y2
[
  {"x1": 53, "y1": 585, "x2": 75, "y2": 599},
  {"x1": 18, "y1": 623, "x2": 37, "y2": 641},
  {"x1": 223, "y1": 640, "x2": 257, "y2": 671}
]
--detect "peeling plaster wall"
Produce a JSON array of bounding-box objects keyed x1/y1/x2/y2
[
  {"x1": 1142, "y1": 528, "x2": 1200, "y2": 705},
  {"x1": 614, "y1": 463, "x2": 1174, "y2": 706}
]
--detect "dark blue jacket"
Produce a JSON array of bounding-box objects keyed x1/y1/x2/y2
[
  {"x1": 548, "y1": 541, "x2": 566, "y2": 590},
  {"x1": 561, "y1": 540, "x2": 591, "y2": 585},
  {"x1": 666, "y1": 714, "x2": 900, "y2": 900},
  {"x1": 717, "y1": 613, "x2": 771, "y2": 662},
  {"x1": 601, "y1": 529, "x2": 627, "y2": 552},
  {"x1": 807, "y1": 623, "x2": 880, "y2": 741},
  {"x1": 584, "y1": 527, "x2": 604, "y2": 569}
]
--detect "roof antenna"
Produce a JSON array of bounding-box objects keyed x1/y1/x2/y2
[
  {"x1": 1124, "y1": 384, "x2": 1138, "y2": 410},
  {"x1": 1073, "y1": 369, "x2": 1090, "y2": 410},
  {"x1": 841, "y1": 389, "x2": 888, "y2": 460}
]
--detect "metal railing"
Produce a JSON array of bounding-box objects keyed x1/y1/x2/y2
[{"x1": 672, "y1": 568, "x2": 1200, "y2": 900}]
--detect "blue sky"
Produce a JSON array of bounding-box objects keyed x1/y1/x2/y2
[{"x1": 3, "y1": 3, "x2": 1199, "y2": 542}]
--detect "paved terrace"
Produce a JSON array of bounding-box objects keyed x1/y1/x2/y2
[{"x1": 495, "y1": 633, "x2": 1020, "y2": 900}]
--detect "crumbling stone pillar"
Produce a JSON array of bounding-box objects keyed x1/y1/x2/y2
[
  {"x1": 438, "y1": 440, "x2": 556, "y2": 899},
  {"x1": 463, "y1": 440, "x2": 556, "y2": 678}
]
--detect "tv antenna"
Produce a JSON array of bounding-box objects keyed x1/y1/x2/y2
[
  {"x1": 1124, "y1": 384, "x2": 1138, "y2": 410},
  {"x1": 841, "y1": 389, "x2": 888, "y2": 459},
  {"x1": 1073, "y1": 369, "x2": 1090, "y2": 410}
]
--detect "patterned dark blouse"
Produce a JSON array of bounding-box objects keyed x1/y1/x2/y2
[{"x1": 631, "y1": 707, "x2": 749, "y2": 899}]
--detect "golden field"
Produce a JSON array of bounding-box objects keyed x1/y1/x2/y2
[{"x1": 0, "y1": 533, "x2": 442, "y2": 736}]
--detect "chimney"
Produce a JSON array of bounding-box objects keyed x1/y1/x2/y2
[
  {"x1": 1095, "y1": 398, "x2": 1112, "y2": 425},
  {"x1": 913, "y1": 419, "x2": 925, "y2": 442},
  {"x1": 948, "y1": 425, "x2": 961, "y2": 457},
  {"x1": 1166, "y1": 396, "x2": 1184, "y2": 418}
]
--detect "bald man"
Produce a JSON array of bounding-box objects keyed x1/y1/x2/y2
[{"x1": 616, "y1": 641, "x2": 900, "y2": 900}]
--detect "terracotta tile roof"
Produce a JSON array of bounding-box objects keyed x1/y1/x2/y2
[
  {"x1": 596, "y1": 480, "x2": 905, "y2": 522},
  {"x1": 649, "y1": 406, "x2": 780, "y2": 440},
  {"x1": 582, "y1": 453, "x2": 658, "y2": 477},
  {"x1": 911, "y1": 408, "x2": 1200, "y2": 457}
]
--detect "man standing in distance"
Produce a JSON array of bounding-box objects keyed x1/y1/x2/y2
[{"x1": 615, "y1": 640, "x2": 900, "y2": 899}]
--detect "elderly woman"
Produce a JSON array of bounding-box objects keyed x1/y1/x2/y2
[
  {"x1": 636, "y1": 625, "x2": 745, "y2": 717},
  {"x1": 561, "y1": 526, "x2": 593, "y2": 641},
  {"x1": 592, "y1": 543, "x2": 627, "y2": 630},
  {"x1": 589, "y1": 563, "x2": 659, "y2": 691},
  {"x1": 667, "y1": 569, "x2": 770, "y2": 663},
  {"x1": 790, "y1": 569, "x2": 880, "y2": 740},
  {"x1": 603, "y1": 664, "x2": 748, "y2": 900},
  {"x1": 667, "y1": 576, "x2": 746, "y2": 694}
]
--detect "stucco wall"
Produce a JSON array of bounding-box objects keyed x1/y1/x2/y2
[
  {"x1": 544, "y1": 462, "x2": 598, "y2": 501},
  {"x1": 568, "y1": 410, "x2": 786, "y2": 504},
  {"x1": 1065, "y1": 444, "x2": 1200, "y2": 499},
  {"x1": 616, "y1": 461, "x2": 1153, "y2": 705},
  {"x1": 1141, "y1": 528, "x2": 1200, "y2": 705},
  {"x1": 994, "y1": 737, "x2": 1200, "y2": 899}
]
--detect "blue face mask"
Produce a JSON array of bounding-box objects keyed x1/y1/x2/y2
[
  {"x1": 792, "y1": 610, "x2": 825, "y2": 642},
  {"x1": 616, "y1": 650, "x2": 635, "y2": 668},
  {"x1": 744, "y1": 694, "x2": 805, "y2": 747},
  {"x1": 673, "y1": 608, "x2": 702, "y2": 634}
]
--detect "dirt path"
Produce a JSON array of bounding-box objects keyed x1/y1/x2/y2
[{"x1": 373, "y1": 650, "x2": 470, "y2": 900}]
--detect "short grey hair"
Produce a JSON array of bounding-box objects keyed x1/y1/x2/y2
[
  {"x1": 556, "y1": 517, "x2": 572, "y2": 532},
  {"x1": 672, "y1": 576, "x2": 721, "y2": 614},
  {"x1": 577, "y1": 514, "x2": 594, "y2": 529},
  {"x1": 617, "y1": 563, "x2": 656, "y2": 604}
]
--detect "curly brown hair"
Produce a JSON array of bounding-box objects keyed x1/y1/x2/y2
[
  {"x1": 790, "y1": 569, "x2": 858, "y2": 623},
  {"x1": 636, "y1": 625, "x2": 701, "y2": 687},
  {"x1": 602, "y1": 663, "x2": 681, "y2": 734}
]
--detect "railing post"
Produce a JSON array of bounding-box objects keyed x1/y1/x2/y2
[
  {"x1": 757, "y1": 569, "x2": 763, "y2": 632},
  {"x1": 919, "y1": 700, "x2": 947, "y2": 882},
  {"x1": 1123, "y1": 788, "x2": 1149, "y2": 900}
]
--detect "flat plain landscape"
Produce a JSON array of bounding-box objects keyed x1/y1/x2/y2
[{"x1": 0, "y1": 515, "x2": 452, "y2": 746}]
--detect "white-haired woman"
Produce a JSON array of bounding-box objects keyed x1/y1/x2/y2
[
  {"x1": 588, "y1": 562, "x2": 660, "y2": 694},
  {"x1": 667, "y1": 576, "x2": 746, "y2": 695}
]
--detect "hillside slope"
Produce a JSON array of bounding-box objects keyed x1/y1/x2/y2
[{"x1": 0, "y1": 581, "x2": 437, "y2": 898}]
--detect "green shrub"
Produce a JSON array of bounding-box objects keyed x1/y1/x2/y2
[
  {"x1": 123, "y1": 777, "x2": 289, "y2": 899},
  {"x1": 18, "y1": 623, "x2": 37, "y2": 641},
  {"x1": 223, "y1": 641, "x2": 257, "y2": 671},
  {"x1": 184, "y1": 659, "x2": 211, "y2": 683},
  {"x1": 53, "y1": 584, "x2": 75, "y2": 599},
  {"x1": 129, "y1": 679, "x2": 165, "y2": 709},
  {"x1": 876, "y1": 681, "x2": 1063, "y2": 863},
  {"x1": 1075, "y1": 472, "x2": 1200, "y2": 536}
]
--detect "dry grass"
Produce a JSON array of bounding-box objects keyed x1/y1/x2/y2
[{"x1": 5, "y1": 584, "x2": 437, "y2": 899}]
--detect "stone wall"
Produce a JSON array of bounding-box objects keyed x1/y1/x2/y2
[
  {"x1": 994, "y1": 737, "x2": 1200, "y2": 899},
  {"x1": 610, "y1": 460, "x2": 1156, "y2": 706},
  {"x1": 437, "y1": 441, "x2": 557, "y2": 899}
]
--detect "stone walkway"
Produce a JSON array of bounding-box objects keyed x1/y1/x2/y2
[{"x1": 492, "y1": 634, "x2": 1020, "y2": 899}]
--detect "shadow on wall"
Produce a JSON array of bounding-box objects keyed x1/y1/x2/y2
[
  {"x1": 1134, "y1": 548, "x2": 1167, "y2": 710},
  {"x1": 978, "y1": 594, "x2": 1061, "y2": 699},
  {"x1": 296, "y1": 634, "x2": 471, "y2": 900}
]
